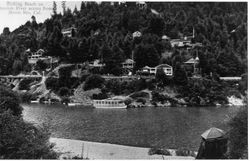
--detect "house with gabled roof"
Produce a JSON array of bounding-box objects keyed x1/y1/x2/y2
[
  {"x1": 140, "y1": 64, "x2": 173, "y2": 76},
  {"x1": 122, "y1": 59, "x2": 135, "y2": 69},
  {"x1": 62, "y1": 27, "x2": 77, "y2": 37},
  {"x1": 184, "y1": 55, "x2": 200, "y2": 77}
]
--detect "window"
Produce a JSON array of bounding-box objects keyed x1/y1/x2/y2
[{"x1": 166, "y1": 68, "x2": 172, "y2": 75}]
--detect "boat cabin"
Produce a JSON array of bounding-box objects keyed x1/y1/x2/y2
[{"x1": 93, "y1": 99, "x2": 126, "y2": 108}]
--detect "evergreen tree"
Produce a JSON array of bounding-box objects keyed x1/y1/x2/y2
[
  {"x1": 53, "y1": 1, "x2": 57, "y2": 15},
  {"x1": 173, "y1": 62, "x2": 188, "y2": 86},
  {"x1": 62, "y1": 1, "x2": 66, "y2": 15}
]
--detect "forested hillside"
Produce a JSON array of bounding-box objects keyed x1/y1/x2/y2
[{"x1": 0, "y1": 2, "x2": 247, "y2": 77}]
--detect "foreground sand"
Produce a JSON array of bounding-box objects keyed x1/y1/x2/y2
[{"x1": 50, "y1": 138, "x2": 195, "y2": 160}]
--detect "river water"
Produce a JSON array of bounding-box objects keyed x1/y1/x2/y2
[{"x1": 22, "y1": 104, "x2": 238, "y2": 151}]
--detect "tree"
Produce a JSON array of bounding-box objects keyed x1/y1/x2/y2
[
  {"x1": 46, "y1": 26, "x2": 65, "y2": 57},
  {"x1": 58, "y1": 66, "x2": 74, "y2": 89},
  {"x1": 105, "y1": 79, "x2": 122, "y2": 95},
  {"x1": 53, "y1": 1, "x2": 57, "y2": 15},
  {"x1": 0, "y1": 86, "x2": 22, "y2": 116},
  {"x1": 84, "y1": 74, "x2": 105, "y2": 91},
  {"x1": 19, "y1": 78, "x2": 34, "y2": 90},
  {"x1": 156, "y1": 68, "x2": 171, "y2": 87},
  {"x1": 61, "y1": 1, "x2": 66, "y2": 15},
  {"x1": 134, "y1": 43, "x2": 160, "y2": 70},
  {"x1": 0, "y1": 111, "x2": 58, "y2": 159},
  {"x1": 227, "y1": 106, "x2": 247, "y2": 159},
  {"x1": 12, "y1": 59, "x2": 23, "y2": 75},
  {"x1": 102, "y1": 44, "x2": 125, "y2": 75},
  {"x1": 35, "y1": 59, "x2": 48, "y2": 71},
  {"x1": 73, "y1": 5, "x2": 79, "y2": 15},
  {"x1": 58, "y1": 87, "x2": 70, "y2": 96},
  {"x1": 80, "y1": 1, "x2": 86, "y2": 12},
  {"x1": 45, "y1": 77, "x2": 58, "y2": 91},
  {"x1": 173, "y1": 62, "x2": 188, "y2": 86},
  {"x1": 0, "y1": 86, "x2": 58, "y2": 159},
  {"x1": 2, "y1": 27, "x2": 10, "y2": 36},
  {"x1": 149, "y1": 16, "x2": 165, "y2": 36},
  {"x1": 31, "y1": 15, "x2": 38, "y2": 29}
]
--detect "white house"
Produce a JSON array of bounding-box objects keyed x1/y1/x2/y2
[
  {"x1": 28, "y1": 49, "x2": 46, "y2": 64},
  {"x1": 156, "y1": 64, "x2": 173, "y2": 76},
  {"x1": 141, "y1": 64, "x2": 173, "y2": 76},
  {"x1": 62, "y1": 27, "x2": 77, "y2": 37},
  {"x1": 122, "y1": 59, "x2": 135, "y2": 69}
]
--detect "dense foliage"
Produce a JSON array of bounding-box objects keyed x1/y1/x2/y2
[
  {"x1": 0, "y1": 2, "x2": 247, "y2": 78},
  {"x1": 0, "y1": 111, "x2": 58, "y2": 159},
  {"x1": 227, "y1": 106, "x2": 248, "y2": 159},
  {"x1": 0, "y1": 86, "x2": 22, "y2": 116},
  {"x1": 180, "y1": 78, "x2": 228, "y2": 106},
  {"x1": 0, "y1": 86, "x2": 58, "y2": 159},
  {"x1": 84, "y1": 74, "x2": 105, "y2": 90}
]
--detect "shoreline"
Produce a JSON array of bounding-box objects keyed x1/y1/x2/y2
[{"x1": 50, "y1": 137, "x2": 195, "y2": 160}]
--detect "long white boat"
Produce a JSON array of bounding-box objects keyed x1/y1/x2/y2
[{"x1": 93, "y1": 98, "x2": 127, "y2": 109}]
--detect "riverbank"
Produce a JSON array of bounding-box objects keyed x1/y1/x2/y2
[{"x1": 50, "y1": 138, "x2": 195, "y2": 159}]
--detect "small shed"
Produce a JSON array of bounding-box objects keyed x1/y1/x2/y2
[{"x1": 196, "y1": 127, "x2": 228, "y2": 159}]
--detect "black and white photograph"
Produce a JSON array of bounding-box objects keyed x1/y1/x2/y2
[{"x1": 0, "y1": 1, "x2": 247, "y2": 159}]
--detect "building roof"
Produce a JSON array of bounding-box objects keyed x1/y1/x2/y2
[
  {"x1": 122, "y1": 59, "x2": 135, "y2": 64},
  {"x1": 142, "y1": 66, "x2": 153, "y2": 69},
  {"x1": 219, "y1": 77, "x2": 242, "y2": 81},
  {"x1": 156, "y1": 64, "x2": 172, "y2": 68},
  {"x1": 162, "y1": 35, "x2": 170, "y2": 40},
  {"x1": 62, "y1": 27, "x2": 77, "y2": 32},
  {"x1": 36, "y1": 49, "x2": 45, "y2": 54},
  {"x1": 142, "y1": 64, "x2": 172, "y2": 70},
  {"x1": 184, "y1": 57, "x2": 199, "y2": 64},
  {"x1": 201, "y1": 127, "x2": 225, "y2": 140}
]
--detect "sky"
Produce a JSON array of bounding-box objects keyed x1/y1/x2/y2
[{"x1": 0, "y1": 1, "x2": 82, "y2": 32}]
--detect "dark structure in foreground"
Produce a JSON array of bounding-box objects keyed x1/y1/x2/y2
[{"x1": 196, "y1": 127, "x2": 228, "y2": 159}]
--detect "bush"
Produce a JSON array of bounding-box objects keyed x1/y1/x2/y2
[
  {"x1": 61, "y1": 96, "x2": 70, "y2": 104},
  {"x1": 35, "y1": 59, "x2": 48, "y2": 71},
  {"x1": 136, "y1": 98, "x2": 146, "y2": 104},
  {"x1": 148, "y1": 148, "x2": 171, "y2": 156},
  {"x1": 175, "y1": 148, "x2": 196, "y2": 157},
  {"x1": 179, "y1": 79, "x2": 228, "y2": 106},
  {"x1": 19, "y1": 92, "x2": 36, "y2": 103},
  {"x1": 58, "y1": 87, "x2": 70, "y2": 97},
  {"x1": 84, "y1": 74, "x2": 105, "y2": 91},
  {"x1": 19, "y1": 78, "x2": 35, "y2": 90},
  {"x1": 0, "y1": 111, "x2": 58, "y2": 159},
  {"x1": 58, "y1": 65, "x2": 74, "y2": 88},
  {"x1": 80, "y1": 73, "x2": 90, "y2": 82},
  {"x1": 105, "y1": 79, "x2": 122, "y2": 95},
  {"x1": 92, "y1": 92, "x2": 108, "y2": 100},
  {"x1": 130, "y1": 91, "x2": 149, "y2": 99},
  {"x1": 227, "y1": 106, "x2": 248, "y2": 159},
  {"x1": 45, "y1": 77, "x2": 58, "y2": 91},
  {"x1": 0, "y1": 86, "x2": 22, "y2": 116},
  {"x1": 124, "y1": 98, "x2": 132, "y2": 105},
  {"x1": 110, "y1": 66, "x2": 123, "y2": 76}
]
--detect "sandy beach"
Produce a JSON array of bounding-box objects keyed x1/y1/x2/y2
[{"x1": 50, "y1": 138, "x2": 195, "y2": 160}]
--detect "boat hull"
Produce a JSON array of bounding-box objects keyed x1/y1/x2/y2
[{"x1": 93, "y1": 104, "x2": 127, "y2": 109}]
